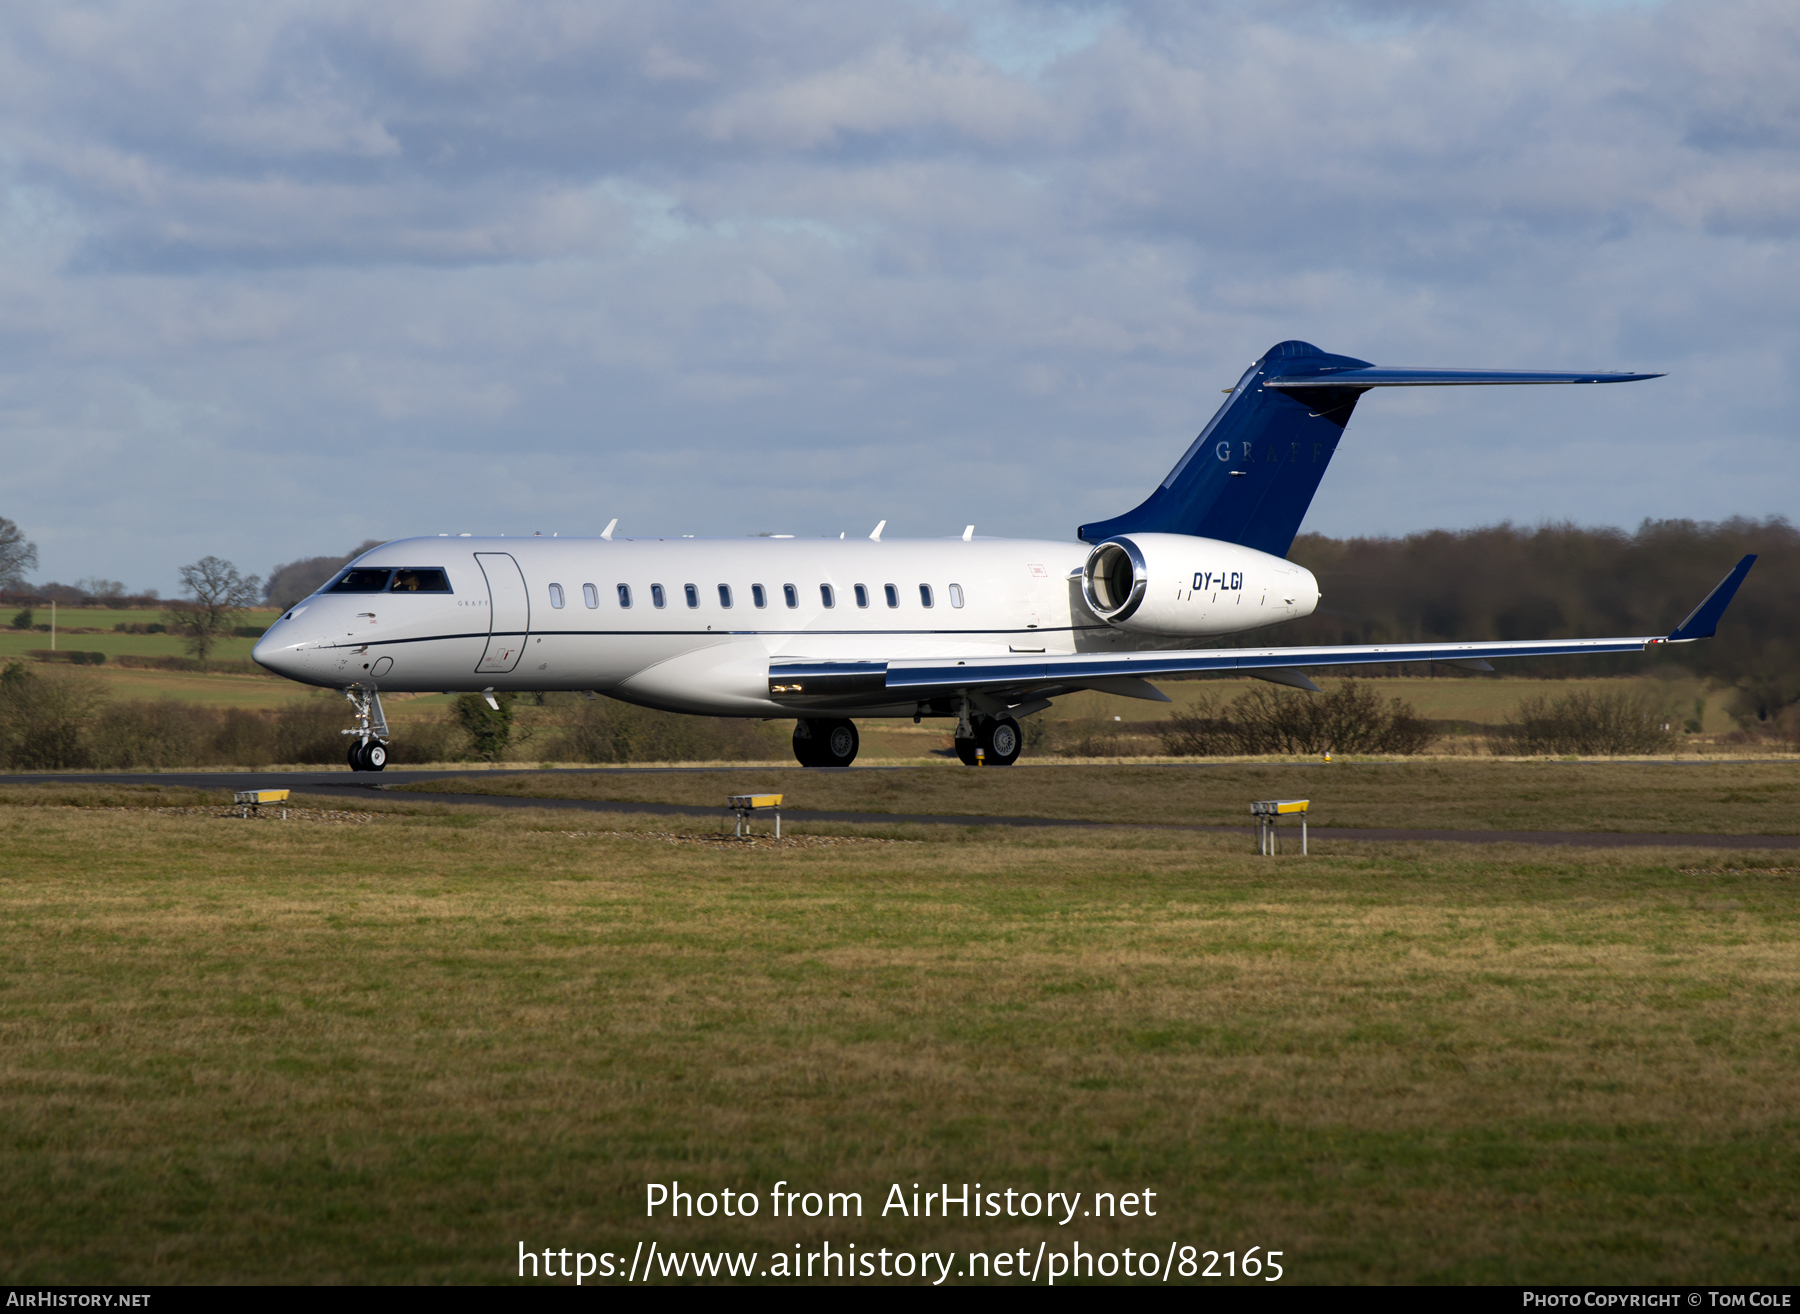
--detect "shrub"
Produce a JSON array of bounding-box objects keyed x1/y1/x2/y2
[
  {"x1": 1047, "y1": 718, "x2": 1161, "y2": 758},
  {"x1": 547, "y1": 696, "x2": 780, "y2": 763},
  {"x1": 89, "y1": 700, "x2": 212, "y2": 769},
  {"x1": 0, "y1": 673, "x2": 463, "y2": 768},
  {"x1": 1489, "y1": 688, "x2": 1678, "y2": 756},
  {"x1": 456, "y1": 692, "x2": 520, "y2": 762},
  {"x1": 11, "y1": 609, "x2": 31, "y2": 629},
  {"x1": 26, "y1": 649, "x2": 106, "y2": 665},
  {"x1": 0, "y1": 663, "x2": 106, "y2": 769},
  {"x1": 386, "y1": 716, "x2": 464, "y2": 764},
  {"x1": 270, "y1": 696, "x2": 352, "y2": 764},
  {"x1": 111, "y1": 655, "x2": 262, "y2": 674},
  {"x1": 1159, "y1": 681, "x2": 1438, "y2": 757},
  {"x1": 1156, "y1": 692, "x2": 1237, "y2": 756}
]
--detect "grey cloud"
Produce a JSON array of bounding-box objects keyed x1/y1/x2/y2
[{"x1": 0, "y1": 0, "x2": 1795, "y2": 591}]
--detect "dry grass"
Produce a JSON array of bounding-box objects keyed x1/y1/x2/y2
[
  {"x1": 398, "y1": 759, "x2": 1800, "y2": 836},
  {"x1": 1, "y1": 787, "x2": 1796, "y2": 1283}
]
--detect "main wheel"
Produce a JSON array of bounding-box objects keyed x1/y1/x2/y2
[
  {"x1": 954, "y1": 737, "x2": 980, "y2": 766},
  {"x1": 348, "y1": 741, "x2": 368, "y2": 771},
  {"x1": 365, "y1": 742, "x2": 388, "y2": 771},
  {"x1": 979, "y1": 715, "x2": 1022, "y2": 766},
  {"x1": 816, "y1": 718, "x2": 859, "y2": 768},
  {"x1": 792, "y1": 721, "x2": 822, "y2": 767}
]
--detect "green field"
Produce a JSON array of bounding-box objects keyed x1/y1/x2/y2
[
  {"x1": 1, "y1": 783, "x2": 1796, "y2": 1284},
  {"x1": 0, "y1": 662, "x2": 457, "y2": 721},
  {"x1": 1, "y1": 607, "x2": 285, "y2": 666},
  {"x1": 400, "y1": 760, "x2": 1800, "y2": 836}
]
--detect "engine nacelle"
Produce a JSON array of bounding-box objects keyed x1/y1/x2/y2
[{"x1": 1080, "y1": 533, "x2": 1320, "y2": 637}]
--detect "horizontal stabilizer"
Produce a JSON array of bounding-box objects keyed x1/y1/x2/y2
[
  {"x1": 1267, "y1": 367, "x2": 1663, "y2": 389},
  {"x1": 1079, "y1": 340, "x2": 1664, "y2": 557}
]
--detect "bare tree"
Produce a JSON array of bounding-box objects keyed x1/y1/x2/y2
[
  {"x1": 75, "y1": 577, "x2": 127, "y2": 601},
  {"x1": 164, "y1": 556, "x2": 262, "y2": 663},
  {"x1": 0, "y1": 518, "x2": 37, "y2": 591}
]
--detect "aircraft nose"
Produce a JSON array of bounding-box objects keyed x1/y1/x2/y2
[{"x1": 252, "y1": 620, "x2": 309, "y2": 679}]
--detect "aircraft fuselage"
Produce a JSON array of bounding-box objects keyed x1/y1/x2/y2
[{"x1": 252, "y1": 534, "x2": 1320, "y2": 717}]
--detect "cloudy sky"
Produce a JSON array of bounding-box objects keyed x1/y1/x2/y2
[{"x1": 1, "y1": 0, "x2": 1795, "y2": 594}]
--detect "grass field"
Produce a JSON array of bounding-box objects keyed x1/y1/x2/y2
[
  {"x1": 0, "y1": 662, "x2": 458, "y2": 721},
  {"x1": 399, "y1": 760, "x2": 1800, "y2": 836},
  {"x1": 1, "y1": 783, "x2": 1796, "y2": 1284},
  {"x1": 0, "y1": 608, "x2": 285, "y2": 666}
]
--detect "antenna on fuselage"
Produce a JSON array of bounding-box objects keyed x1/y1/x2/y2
[
  {"x1": 962, "y1": 525, "x2": 974, "y2": 542},
  {"x1": 870, "y1": 520, "x2": 886, "y2": 541},
  {"x1": 601, "y1": 519, "x2": 617, "y2": 540}
]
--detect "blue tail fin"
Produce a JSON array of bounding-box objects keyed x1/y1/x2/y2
[{"x1": 1078, "y1": 340, "x2": 1662, "y2": 556}]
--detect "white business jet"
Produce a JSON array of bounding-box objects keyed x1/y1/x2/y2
[{"x1": 252, "y1": 340, "x2": 1754, "y2": 771}]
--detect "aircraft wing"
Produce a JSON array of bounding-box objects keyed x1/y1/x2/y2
[{"x1": 768, "y1": 555, "x2": 1755, "y2": 709}]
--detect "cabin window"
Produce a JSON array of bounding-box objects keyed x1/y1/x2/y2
[
  {"x1": 651, "y1": 584, "x2": 666, "y2": 608},
  {"x1": 783, "y1": 584, "x2": 798, "y2": 609},
  {"x1": 548, "y1": 583, "x2": 566, "y2": 609},
  {"x1": 752, "y1": 584, "x2": 767, "y2": 608},
  {"x1": 390, "y1": 568, "x2": 452, "y2": 593},
  {"x1": 327, "y1": 568, "x2": 390, "y2": 593},
  {"x1": 854, "y1": 584, "x2": 869, "y2": 608},
  {"x1": 684, "y1": 584, "x2": 699, "y2": 608},
  {"x1": 616, "y1": 584, "x2": 631, "y2": 608},
  {"x1": 820, "y1": 584, "x2": 835, "y2": 609},
  {"x1": 583, "y1": 583, "x2": 599, "y2": 608},
  {"x1": 884, "y1": 583, "x2": 898, "y2": 608},
  {"x1": 948, "y1": 583, "x2": 964, "y2": 608},
  {"x1": 919, "y1": 584, "x2": 934, "y2": 608},
  {"x1": 718, "y1": 584, "x2": 733, "y2": 608}
]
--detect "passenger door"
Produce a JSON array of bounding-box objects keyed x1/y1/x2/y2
[{"x1": 474, "y1": 552, "x2": 530, "y2": 673}]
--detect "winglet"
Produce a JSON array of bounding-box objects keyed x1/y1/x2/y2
[{"x1": 1665, "y1": 555, "x2": 1756, "y2": 642}]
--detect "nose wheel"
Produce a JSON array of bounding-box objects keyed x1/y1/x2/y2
[{"x1": 343, "y1": 686, "x2": 391, "y2": 772}]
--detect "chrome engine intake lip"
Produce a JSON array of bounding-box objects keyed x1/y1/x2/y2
[{"x1": 1081, "y1": 536, "x2": 1148, "y2": 624}]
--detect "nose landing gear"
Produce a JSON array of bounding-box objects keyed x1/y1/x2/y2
[
  {"x1": 793, "y1": 718, "x2": 859, "y2": 768},
  {"x1": 343, "y1": 687, "x2": 391, "y2": 772}
]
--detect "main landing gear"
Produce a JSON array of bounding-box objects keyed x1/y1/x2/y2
[
  {"x1": 954, "y1": 714, "x2": 1022, "y2": 767},
  {"x1": 793, "y1": 718, "x2": 859, "y2": 768},
  {"x1": 343, "y1": 687, "x2": 391, "y2": 773},
  {"x1": 789, "y1": 710, "x2": 1022, "y2": 768},
  {"x1": 948, "y1": 691, "x2": 1022, "y2": 766}
]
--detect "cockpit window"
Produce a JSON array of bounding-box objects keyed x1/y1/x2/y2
[
  {"x1": 390, "y1": 568, "x2": 452, "y2": 593},
  {"x1": 326, "y1": 567, "x2": 454, "y2": 594},
  {"x1": 327, "y1": 568, "x2": 392, "y2": 593}
]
